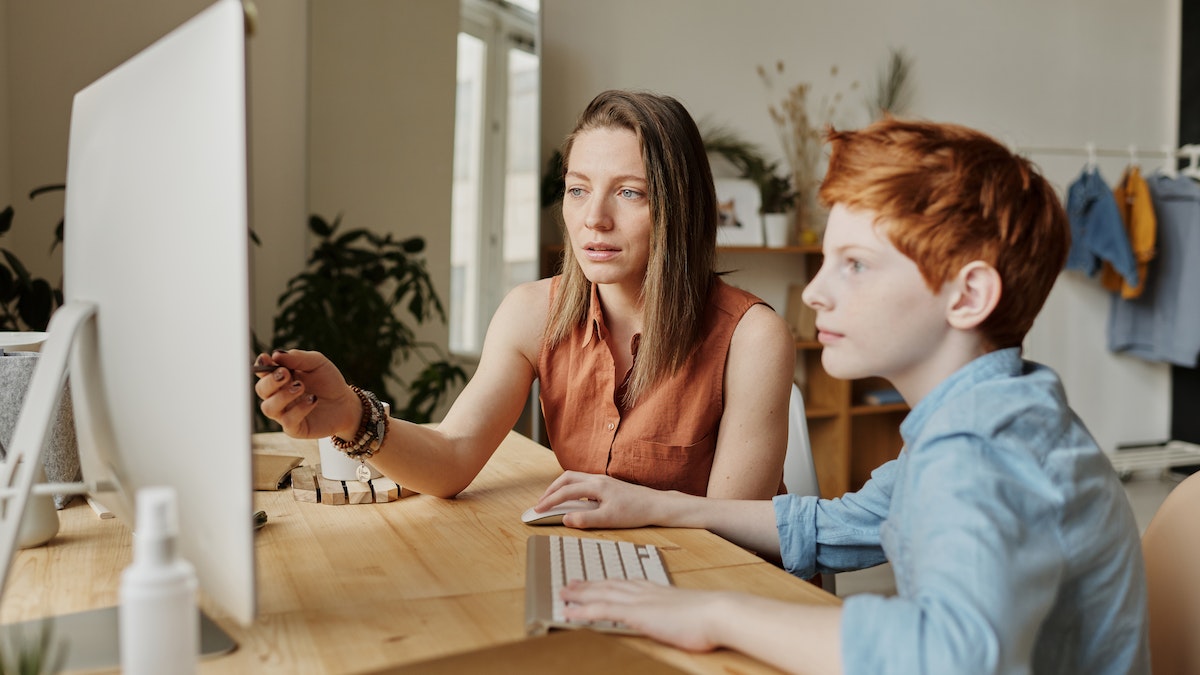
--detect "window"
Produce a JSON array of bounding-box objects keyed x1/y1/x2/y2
[{"x1": 450, "y1": 0, "x2": 539, "y2": 356}]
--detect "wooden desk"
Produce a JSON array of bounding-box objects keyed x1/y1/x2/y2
[{"x1": 1, "y1": 431, "x2": 838, "y2": 674}]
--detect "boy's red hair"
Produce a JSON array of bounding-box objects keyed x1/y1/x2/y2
[{"x1": 819, "y1": 118, "x2": 1069, "y2": 350}]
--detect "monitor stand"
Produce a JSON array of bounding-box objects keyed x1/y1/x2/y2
[{"x1": 0, "y1": 606, "x2": 236, "y2": 671}]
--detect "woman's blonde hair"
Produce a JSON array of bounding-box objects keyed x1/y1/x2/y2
[{"x1": 546, "y1": 90, "x2": 719, "y2": 405}]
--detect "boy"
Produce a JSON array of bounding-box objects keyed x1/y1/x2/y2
[{"x1": 533, "y1": 118, "x2": 1149, "y2": 674}]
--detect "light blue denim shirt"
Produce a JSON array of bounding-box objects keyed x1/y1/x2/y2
[{"x1": 774, "y1": 348, "x2": 1149, "y2": 674}]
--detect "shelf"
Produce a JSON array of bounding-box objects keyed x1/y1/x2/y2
[
  {"x1": 850, "y1": 403, "x2": 910, "y2": 416},
  {"x1": 803, "y1": 406, "x2": 840, "y2": 420}
]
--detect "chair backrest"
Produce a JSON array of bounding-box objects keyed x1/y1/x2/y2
[
  {"x1": 783, "y1": 383, "x2": 820, "y2": 497},
  {"x1": 1141, "y1": 470, "x2": 1200, "y2": 674}
]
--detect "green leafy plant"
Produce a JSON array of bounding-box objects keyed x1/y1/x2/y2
[
  {"x1": 702, "y1": 125, "x2": 795, "y2": 214},
  {"x1": 0, "y1": 185, "x2": 65, "y2": 332},
  {"x1": 267, "y1": 214, "x2": 467, "y2": 425},
  {"x1": 0, "y1": 619, "x2": 66, "y2": 675}
]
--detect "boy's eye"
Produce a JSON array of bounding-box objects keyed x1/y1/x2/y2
[{"x1": 847, "y1": 259, "x2": 864, "y2": 273}]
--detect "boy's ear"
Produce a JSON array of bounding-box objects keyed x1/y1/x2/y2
[{"x1": 946, "y1": 261, "x2": 1002, "y2": 330}]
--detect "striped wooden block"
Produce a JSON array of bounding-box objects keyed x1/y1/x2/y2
[{"x1": 289, "y1": 465, "x2": 409, "y2": 504}]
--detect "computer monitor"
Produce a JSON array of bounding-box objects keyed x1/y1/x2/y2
[{"x1": 0, "y1": 0, "x2": 255, "y2": 663}]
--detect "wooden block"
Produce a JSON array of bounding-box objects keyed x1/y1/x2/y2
[
  {"x1": 373, "y1": 478, "x2": 399, "y2": 502},
  {"x1": 290, "y1": 466, "x2": 320, "y2": 503},
  {"x1": 346, "y1": 480, "x2": 373, "y2": 504},
  {"x1": 290, "y1": 464, "x2": 403, "y2": 504},
  {"x1": 315, "y1": 473, "x2": 348, "y2": 505}
]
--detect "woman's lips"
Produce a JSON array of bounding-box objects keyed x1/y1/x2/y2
[{"x1": 582, "y1": 243, "x2": 620, "y2": 262}]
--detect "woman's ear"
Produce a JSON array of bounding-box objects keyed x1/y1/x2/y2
[{"x1": 946, "y1": 261, "x2": 1002, "y2": 330}]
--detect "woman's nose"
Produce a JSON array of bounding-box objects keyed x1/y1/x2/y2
[{"x1": 584, "y1": 196, "x2": 613, "y2": 231}]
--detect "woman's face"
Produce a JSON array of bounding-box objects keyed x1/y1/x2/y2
[{"x1": 561, "y1": 126, "x2": 654, "y2": 291}]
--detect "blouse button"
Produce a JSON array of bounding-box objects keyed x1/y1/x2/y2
[{"x1": 606, "y1": 422, "x2": 615, "y2": 431}]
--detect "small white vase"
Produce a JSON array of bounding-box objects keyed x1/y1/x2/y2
[
  {"x1": 17, "y1": 464, "x2": 60, "y2": 549},
  {"x1": 763, "y1": 213, "x2": 790, "y2": 248}
]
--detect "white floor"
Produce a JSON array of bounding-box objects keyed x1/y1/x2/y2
[{"x1": 834, "y1": 470, "x2": 1184, "y2": 599}]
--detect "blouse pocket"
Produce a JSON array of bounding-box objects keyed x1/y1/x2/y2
[{"x1": 607, "y1": 434, "x2": 716, "y2": 496}]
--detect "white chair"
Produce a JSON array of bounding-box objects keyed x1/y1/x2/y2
[
  {"x1": 1141, "y1": 470, "x2": 1200, "y2": 674},
  {"x1": 783, "y1": 383, "x2": 820, "y2": 498},
  {"x1": 782, "y1": 383, "x2": 836, "y2": 593}
]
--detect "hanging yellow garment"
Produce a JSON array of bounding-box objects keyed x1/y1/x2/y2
[{"x1": 1101, "y1": 165, "x2": 1156, "y2": 298}]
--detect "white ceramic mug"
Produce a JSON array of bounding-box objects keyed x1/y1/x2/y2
[{"x1": 318, "y1": 401, "x2": 388, "y2": 481}]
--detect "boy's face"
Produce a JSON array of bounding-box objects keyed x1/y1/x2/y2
[{"x1": 802, "y1": 204, "x2": 956, "y2": 393}]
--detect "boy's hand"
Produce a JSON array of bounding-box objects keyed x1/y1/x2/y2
[{"x1": 560, "y1": 580, "x2": 726, "y2": 652}]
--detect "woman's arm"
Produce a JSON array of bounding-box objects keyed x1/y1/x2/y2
[
  {"x1": 707, "y1": 303, "x2": 796, "y2": 499},
  {"x1": 257, "y1": 279, "x2": 551, "y2": 498},
  {"x1": 536, "y1": 471, "x2": 786, "y2": 560}
]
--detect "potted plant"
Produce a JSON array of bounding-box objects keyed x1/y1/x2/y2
[
  {"x1": 266, "y1": 214, "x2": 467, "y2": 427},
  {"x1": 0, "y1": 186, "x2": 65, "y2": 332},
  {"x1": 703, "y1": 126, "x2": 794, "y2": 246}
]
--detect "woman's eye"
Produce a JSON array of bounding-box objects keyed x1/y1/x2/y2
[
  {"x1": 619, "y1": 188, "x2": 643, "y2": 200},
  {"x1": 566, "y1": 187, "x2": 586, "y2": 198}
]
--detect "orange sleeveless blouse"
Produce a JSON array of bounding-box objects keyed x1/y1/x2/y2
[{"x1": 537, "y1": 276, "x2": 767, "y2": 496}]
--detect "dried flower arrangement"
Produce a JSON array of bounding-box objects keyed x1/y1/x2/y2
[
  {"x1": 867, "y1": 47, "x2": 915, "y2": 120},
  {"x1": 757, "y1": 61, "x2": 857, "y2": 240}
]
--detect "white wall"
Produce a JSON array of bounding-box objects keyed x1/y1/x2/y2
[
  {"x1": 541, "y1": 0, "x2": 1179, "y2": 454},
  {"x1": 0, "y1": 0, "x2": 309, "y2": 343},
  {"x1": 307, "y1": 0, "x2": 460, "y2": 401}
]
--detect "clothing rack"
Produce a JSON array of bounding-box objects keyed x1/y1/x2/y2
[{"x1": 1015, "y1": 143, "x2": 1200, "y2": 179}]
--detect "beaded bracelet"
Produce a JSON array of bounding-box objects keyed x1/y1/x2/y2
[{"x1": 330, "y1": 386, "x2": 388, "y2": 460}]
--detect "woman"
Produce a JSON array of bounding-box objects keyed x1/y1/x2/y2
[{"x1": 254, "y1": 89, "x2": 795, "y2": 500}]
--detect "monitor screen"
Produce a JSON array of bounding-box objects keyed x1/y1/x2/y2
[{"x1": 0, "y1": 0, "x2": 256, "y2": 633}]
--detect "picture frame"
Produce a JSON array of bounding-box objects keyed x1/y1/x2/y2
[{"x1": 713, "y1": 178, "x2": 763, "y2": 247}]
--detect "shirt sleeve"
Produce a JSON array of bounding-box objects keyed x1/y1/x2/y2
[
  {"x1": 840, "y1": 435, "x2": 1065, "y2": 675},
  {"x1": 774, "y1": 457, "x2": 898, "y2": 578}
]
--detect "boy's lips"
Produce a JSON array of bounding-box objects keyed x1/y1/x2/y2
[{"x1": 816, "y1": 326, "x2": 843, "y2": 344}]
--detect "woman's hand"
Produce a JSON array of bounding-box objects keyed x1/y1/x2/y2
[
  {"x1": 534, "y1": 471, "x2": 680, "y2": 529},
  {"x1": 252, "y1": 349, "x2": 360, "y2": 440}
]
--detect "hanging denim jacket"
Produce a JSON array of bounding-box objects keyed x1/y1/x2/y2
[{"x1": 1064, "y1": 168, "x2": 1139, "y2": 288}]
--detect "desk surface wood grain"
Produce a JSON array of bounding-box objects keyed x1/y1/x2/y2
[{"x1": 1, "y1": 431, "x2": 838, "y2": 674}]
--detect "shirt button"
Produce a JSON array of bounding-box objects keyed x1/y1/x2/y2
[{"x1": 606, "y1": 422, "x2": 615, "y2": 431}]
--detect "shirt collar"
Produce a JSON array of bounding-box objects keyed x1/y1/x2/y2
[
  {"x1": 900, "y1": 347, "x2": 1023, "y2": 444},
  {"x1": 582, "y1": 282, "x2": 606, "y2": 348}
]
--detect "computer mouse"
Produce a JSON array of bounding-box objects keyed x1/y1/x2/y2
[{"x1": 521, "y1": 499, "x2": 600, "y2": 526}]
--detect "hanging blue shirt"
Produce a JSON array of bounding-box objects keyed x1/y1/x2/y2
[
  {"x1": 774, "y1": 348, "x2": 1149, "y2": 675},
  {"x1": 1108, "y1": 174, "x2": 1200, "y2": 366},
  {"x1": 1065, "y1": 168, "x2": 1139, "y2": 288}
]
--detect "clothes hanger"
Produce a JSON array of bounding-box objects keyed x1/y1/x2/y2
[
  {"x1": 1085, "y1": 141, "x2": 1098, "y2": 172},
  {"x1": 1182, "y1": 145, "x2": 1200, "y2": 181},
  {"x1": 1159, "y1": 144, "x2": 1178, "y2": 179}
]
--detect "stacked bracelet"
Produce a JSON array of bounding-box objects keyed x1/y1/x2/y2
[{"x1": 330, "y1": 386, "x2": 388, "y2": 460}]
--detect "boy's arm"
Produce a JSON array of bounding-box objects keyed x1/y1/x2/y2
[
  {"x1": 840, "y1": 438, "x2": 1065, "y2": 674},
  {"x1": 562, "y1": 582, "x2": 845, "y2": 675}
]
